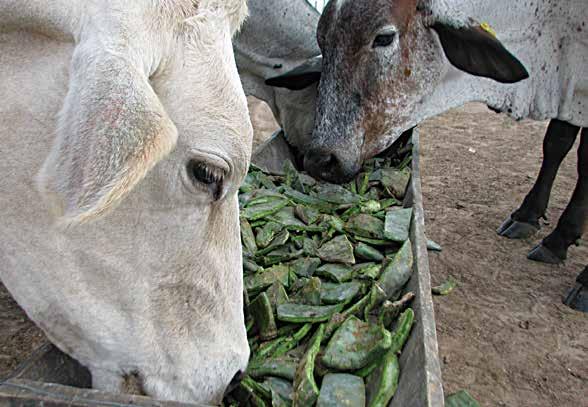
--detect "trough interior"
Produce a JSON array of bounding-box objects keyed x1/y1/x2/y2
[{"x1": 1, "y1": 129, "x2": 444, "y2": 407}]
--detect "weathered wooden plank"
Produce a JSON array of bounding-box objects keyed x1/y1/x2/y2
[
  {"x1": 0, "y1": 379, "x2": 207, "y2": 407},
  {"x1": 8, "y1": 342, "x2": 91, "y2": 388},
  {"x1": 391, "y1": 128, "x2": 445, "y2": 407}
]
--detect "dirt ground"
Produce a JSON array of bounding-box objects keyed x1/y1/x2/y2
[
  {"x1": 0, "y1": 100, "x2": 586, "y2": 406},
  {"x1": 419, "y1": 103, "x2": 587, "y2": 407},
  {"x1": 0, "y1": 283, "x2": 45, "y2": 378}
]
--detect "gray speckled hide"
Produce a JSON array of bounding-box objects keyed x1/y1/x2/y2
[{"x1": 306, "y1": 0, "x2": 587, "y2": 180}]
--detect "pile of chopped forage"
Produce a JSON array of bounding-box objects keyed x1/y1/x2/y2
[{"x1": 226, "y1": 147, "x2": 416, "y2": 407}]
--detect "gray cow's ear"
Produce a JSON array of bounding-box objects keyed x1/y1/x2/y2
[
  {"x1": 265, "y1": 56, "x2": 322, "y2": 90},
  {"x1": 431, "y1": 22, "x2": 529, "y2": 84}
]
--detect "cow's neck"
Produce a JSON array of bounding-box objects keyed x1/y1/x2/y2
[
  {"x1": 233, "y1": 0, "x2": 320, "y2": 112},
  {"x1": 419, "y1": 0, "x2": 587, "y2": 127},
  {"x1": 0, "y1": 0, "x2": 80, "y2": 40}
]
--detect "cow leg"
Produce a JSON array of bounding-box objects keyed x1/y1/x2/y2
[
  {"x1": 529, "y1": 128, "x2": 587, "y2": 263},
  {"x1": 498, "y1": 119, "x2": 580, "y2": 238}
]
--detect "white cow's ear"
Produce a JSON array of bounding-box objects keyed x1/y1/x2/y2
[
  {"x1": 37, "y1": 45, "x2": 178, "y2": 226},
  {"x1": 430, "y1": 21, "x2": 529, "y2": 84}
]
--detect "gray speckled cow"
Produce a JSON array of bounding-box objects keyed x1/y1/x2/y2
[{"x1": 268, "y1": 0, "x2": 587, "y2": 273}]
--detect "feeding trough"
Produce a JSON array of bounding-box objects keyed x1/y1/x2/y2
[{"x1": 0, "y1": 129, "x2": 443, "y2": 407}]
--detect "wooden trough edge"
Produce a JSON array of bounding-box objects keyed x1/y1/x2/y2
[
  {"x1": 0, "y1": 379, "x2": 205, "y2": 407},
  {"x1": 391, "y1": 128, "x2": 445, "y2": 406}
]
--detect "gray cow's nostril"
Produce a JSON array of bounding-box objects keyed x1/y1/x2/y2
[
  {"x1": 304, "y1": 151, "x2": 334, "y2": 180},
  {"x1": 304, "y1": 150, "x2": 358, "y2": 184},
  {"x1": 303, "y1": 150, "x2": 344, "y2": 182},
  {"x1": 304, "y1": 150, "x2": 335, "y2": 170}
]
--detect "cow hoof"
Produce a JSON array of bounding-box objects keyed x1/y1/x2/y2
[
  {"x1": 564, "y1": 267, "x2": 588, "y2": 313},
  {"x1": 497, "y1": 217, "x2": 539, "y2": 239},
  {"x1": 527, "y1": 244, "x2": 564, "y2": 264},
  {"x1": 563, "y1": 284, "x2": 588, "y2": 313}
]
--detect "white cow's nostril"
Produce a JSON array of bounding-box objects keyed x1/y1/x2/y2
[{"x1": 122, "y1": 371, "x2": 146, "y2": 396}]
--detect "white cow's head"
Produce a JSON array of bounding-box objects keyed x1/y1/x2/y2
[
  {"x1": 269, "y1": 0, "x2": 529, "y2": 182},
  {"x1": 32, "y1": 0, "x2": 251, "y2": 404}
]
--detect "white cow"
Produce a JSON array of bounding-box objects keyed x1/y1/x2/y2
[
  {"x1": 233, "y1": 0, "x2": 321, "y2": 151},
  {"x1": 0, "y1": 0, "x2": 252, "y2": 403}
]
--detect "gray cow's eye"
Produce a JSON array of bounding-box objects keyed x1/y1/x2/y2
[
  {"x1": 373, "y1": 33, "x2": 396, "y2": 48},
  {"x1": 373, "y1": 26, "x2": 397, "y2": 48},
  {"x1": 187, "y1": 160, "x2": 224, "y2": 200}
]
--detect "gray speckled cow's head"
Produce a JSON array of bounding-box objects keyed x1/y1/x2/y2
[{"x1": 269, "y1": 0, "x2": 529, "y2": 182}]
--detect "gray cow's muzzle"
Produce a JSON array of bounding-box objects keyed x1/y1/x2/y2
[{"x1": 303, "y1": 147, "x2": 361, "y2": 184}]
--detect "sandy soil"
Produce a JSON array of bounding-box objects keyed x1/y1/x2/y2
[
  {"x1": 0, "y1": 101, "x2": 586, "y2": 407},
  {"x1": 0, "y1": 284, "x2": 45, "y2": 378},
  {"x1": 419, "y1": 103, "x2": 587, "y2": 407}
]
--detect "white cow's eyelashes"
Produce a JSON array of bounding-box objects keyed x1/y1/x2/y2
[
  {"x1": 187, "y1": 160, "x2": 225, "y2": 200},
  {"x1": 192, "y1": 163, "x2": 222, "y2": 185}
]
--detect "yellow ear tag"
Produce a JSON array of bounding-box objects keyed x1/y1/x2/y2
[{"x1": 480, "y1": 22, "x2": 497, "y2": 38}]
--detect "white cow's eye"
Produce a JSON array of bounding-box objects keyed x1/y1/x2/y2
[{"x1": 187, "y1": 160, "x2": 225, "y2": 200}]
